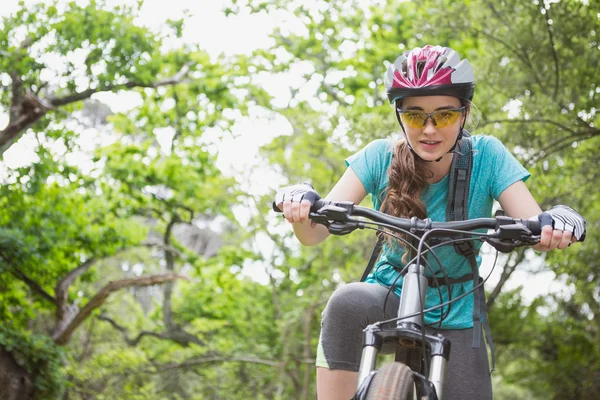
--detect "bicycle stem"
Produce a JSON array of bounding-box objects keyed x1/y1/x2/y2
[{"x1": 397, "y1": 263, "x2": 428, "y2": 328}]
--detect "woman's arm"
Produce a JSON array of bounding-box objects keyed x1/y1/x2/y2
[
  {"x1": 497, "y1": 180, "x2": 573, "y2": 251},
  {"x1": 284, "y1": 167, "x2": 368, "y2": 246}
]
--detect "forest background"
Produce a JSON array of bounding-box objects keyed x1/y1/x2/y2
[{"x1": 0, "y1": 0, "x2": 598, "y2": 399}]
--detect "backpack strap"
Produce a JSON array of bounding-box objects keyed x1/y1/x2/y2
[
  {"x1": 360, "y1": 233, "x2": 384, "y2": 282},
  {"x1": 447, "y1": 132, "x2": 474, "y2": 257},
  {"x1": 447, "y1": 133, "x2": 496, "y2": 373}
]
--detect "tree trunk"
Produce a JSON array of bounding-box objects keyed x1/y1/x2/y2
[{"x1": 0, "y1": 348, "x2": 34, "y2": 400}]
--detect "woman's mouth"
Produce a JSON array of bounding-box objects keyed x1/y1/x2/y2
[{"x1": 420, "y1": 140, "x2": 442, "y2": 150}]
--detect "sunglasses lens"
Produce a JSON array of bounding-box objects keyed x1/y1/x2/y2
[
  {"x1": 433, "y1": 110, "x2": 462, "y2": 128},
  {"x1": 400, "y1": 111, "x2": 427, "y2": 128},
  {"x1": 399, "y1": 108, "x2": 464, "y2": 128}
]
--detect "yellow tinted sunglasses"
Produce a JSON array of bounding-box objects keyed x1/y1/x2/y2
[{"x1": 397, "y1": 107, "x2": 465, "y2": 129}]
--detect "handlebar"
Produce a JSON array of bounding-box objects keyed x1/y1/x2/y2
[
  {"x1": 308, "y1": 199, "x2": 542, "y2": 235},
  {"x1": 273, "y1": 199, "x2": 541, "y2": 251}
]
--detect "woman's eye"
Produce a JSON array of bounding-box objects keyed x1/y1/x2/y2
[{"x1": 409, "y1": 112, "x2": 426, "y2": 120}]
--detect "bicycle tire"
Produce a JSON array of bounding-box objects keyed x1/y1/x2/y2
[{"x1": 365, "y1": 362, "x2": 414, "y2": 400}]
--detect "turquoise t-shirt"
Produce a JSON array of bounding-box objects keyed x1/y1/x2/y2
[{"x1": 345, "y1": 135, "x2": 530, "y2": 329}]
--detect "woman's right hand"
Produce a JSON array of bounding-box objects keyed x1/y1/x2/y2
[{"x1": 274, "y1": 183, "x2": 321, "y2": 224}]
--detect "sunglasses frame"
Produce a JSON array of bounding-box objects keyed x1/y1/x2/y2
[{"x1": 396, "y1": 106, "x2": 466, "y2": 128}]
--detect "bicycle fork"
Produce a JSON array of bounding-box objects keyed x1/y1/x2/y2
[{"x1": 356, "y1": 264, "x2": 451, "y2": 400}]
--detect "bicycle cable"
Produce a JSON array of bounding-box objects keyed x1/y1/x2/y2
[
  {"x1": 374, "y1": 244, "x2": 500, "y2": 326},
  {"x1": 361, "y1": 224, "x2": 446, "y2": 321},
  {"x1": 362, "y1": 224, "x2": 493, "y2": 327}
]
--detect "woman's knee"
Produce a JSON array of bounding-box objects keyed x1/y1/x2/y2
[
  {"x1": 322, "y1": 282, "x2": 391, "y2": 325},
  {"x1": 324, "y1": 283, "x2": 373, "y2": 316}
]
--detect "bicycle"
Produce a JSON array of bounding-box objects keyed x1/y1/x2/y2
[{"x1": 276, "y1": 199, "x2": 541, "y2": 400}]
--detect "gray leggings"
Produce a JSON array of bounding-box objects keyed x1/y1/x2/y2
[{"x1": 316, "y1": 282, "x2": 493, "y2": 400}]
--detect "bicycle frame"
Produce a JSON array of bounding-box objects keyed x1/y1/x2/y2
[{"x1": 355, "y1": 262, "x2": 449, "y2": 400}]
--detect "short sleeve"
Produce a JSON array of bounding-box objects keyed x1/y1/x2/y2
[
  {"x1": 345, "y1": 139, "x2": 393, "y2": 197},
  {"x1": 483, "y1": 136, "x2": 531, "y2": 199}
]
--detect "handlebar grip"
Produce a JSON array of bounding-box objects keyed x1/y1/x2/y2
[
  {"x1": 272, "y1": 201, "x2": 281, "y2": 212},
  {"x1": 524, "y1": 218, "x2": 541, "y2": 235},
  {"x1": 272, "y1": 199, "x2": 330, "y2": 213},
  {"x1": 312, "y1": 199, "x2": 329, "y2": 211}
]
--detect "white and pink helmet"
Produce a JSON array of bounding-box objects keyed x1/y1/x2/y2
[{"x1": 384, "y1": 45, "x2": 475, "y2": 104}]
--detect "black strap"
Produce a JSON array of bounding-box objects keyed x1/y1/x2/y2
[
  {"x1": 447, "y1": 134, "x2": 496, "y2": 372},
  {"x1": 447, "y1": 132, "x2": 475, "y2": 258},
  {"x1": 427, "y1": 272, "x2": 472, "y2": 288},
  {"x1": 360, "y1": 234, "x2": 384, "y2": 282}
]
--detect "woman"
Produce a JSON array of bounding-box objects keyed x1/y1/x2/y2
[{"x1": 274, "y1": 45, "x2": 586, "y2": 400}]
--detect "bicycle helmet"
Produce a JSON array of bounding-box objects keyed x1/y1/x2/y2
[
  {"x1": 384, "y1": 45, "x2": 475, "y2": 104},
  {"x1": 384, "y1": 45, "x2": 475, "y2": 162}
]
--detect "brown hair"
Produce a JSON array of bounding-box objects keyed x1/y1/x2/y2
[{"x1": 380, "y1": 140, "x2": 431, "y2": 262}]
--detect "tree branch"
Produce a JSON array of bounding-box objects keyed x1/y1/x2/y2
[
  {"x1": 97, "y1": 315, "x2": 177, "y2": 346},
  {"x1": 482, "y1": 0, "x2": 512, "y2": 29},
  {"x1": 156, "y1": 355, "x2": 281, "y2": 372},
  {"x1": 0, "y1": 62, "x2": 194, "y2": 156},
  {"x1": 53, "y1": 273, "x2": 187, "y2": 345},
  {"x1": 542, "y1": 5, "x2": 560, "y2": 101},
  {"x1": 9, "y1": 72, "x2": 24, "y2": 122},
  {"x1": 466, "y1": 24, "x2": 548, "y2": 97},
  {"x1": 530, "y1": 129, "x2": 600, "y2": 163},
  {"x1": 55, "y1": 258, "x2": 96, "y2": 321},
  {"x1": 9, "y1": 267, "x2": 56, "y2": 304},
  {"x1": 50, "y1": 62, "x2": 194, "y2": 107},
  {"x1": 479, "y1": 118, "x2": 577, "y2": 135},
  {"x1": 163, "y1": 216, "x2": 180, "y2": 330},
  {"x1": 0, "y1": 91, "x2": 52, "y2": 155},
  {"x1": 98, "y1": 314, "x2": 207, "y2": 348},
  {"x1": 142, "y1": 240, "x2": 182, "y2": 257}
]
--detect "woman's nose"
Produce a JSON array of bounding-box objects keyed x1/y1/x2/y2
[{"x1": 422, "y1": 117, "x2": 437, "y2": 133}]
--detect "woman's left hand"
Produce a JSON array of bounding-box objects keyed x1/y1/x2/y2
[
  {"x1": 534, "y1": 225, "x2": 575, "y2": 252},
  {"x1": 532, "y1": 205, "x2": 586, "y2": 252}
]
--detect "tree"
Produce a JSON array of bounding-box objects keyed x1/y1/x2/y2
[{"x1": 0, "y1": 1, "x2": 265, "y2": 398}]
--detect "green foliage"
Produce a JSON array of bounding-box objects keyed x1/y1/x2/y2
[
  {"x1": 1, "y1": 0, "x2": 598, "y2": 398},
  {"x1": 1, "y1": 0, "x2": 268, "y2": 398},
  {"x1": 0, "y1": 325, "x2": 66, "y2": 398}
]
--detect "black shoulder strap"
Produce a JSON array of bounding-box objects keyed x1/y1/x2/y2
[
  {"x1": 447, "y1": 132, "x2": 473, "y2": 252},
  {"x1": 447, "y1": 133, "x2": 496, "y2": 372},
  {"x1": 360, "y1": 233, "x2": 384, "y2": 282}
]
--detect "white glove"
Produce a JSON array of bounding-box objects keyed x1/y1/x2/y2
[
  {"x1": 273, "y1": 183, "x2": 321, "y2": 210},
  {"x1": 538, "y1": 205, "x2": 586, "y2": 242}
]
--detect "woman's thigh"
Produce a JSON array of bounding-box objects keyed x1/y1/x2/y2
[
  {"x1": 317, "y1": 282, "x2": 400, "y2": 371},
  {"x1": 438, "y1": 327, "x2": 493, "y2": 400}
]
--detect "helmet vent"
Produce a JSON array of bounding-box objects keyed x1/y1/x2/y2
[
  {"x1": 400, "y1": 59, "x2": 408, "y2": 77},
  {"x1": 435, "y1": 56, "x2": 447, "y2": 72},
  {"x1": 416, "y1": 61, "x2": 425, "y2": 79}
]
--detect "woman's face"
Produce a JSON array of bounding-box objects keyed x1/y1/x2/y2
[{"x1": 398, "y1": 95, "x2": 466, "y2": 162}]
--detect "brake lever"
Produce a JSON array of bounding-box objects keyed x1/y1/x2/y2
[
  {"x1": 309, "y1": 204, "x2": 362, "y2": 235},
  {"x1": 327, "y1": 221, "x2": 361, "y2": 235},
  {"x1": 484, "y1": 223, "x2": 540, "y2": 253}
]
